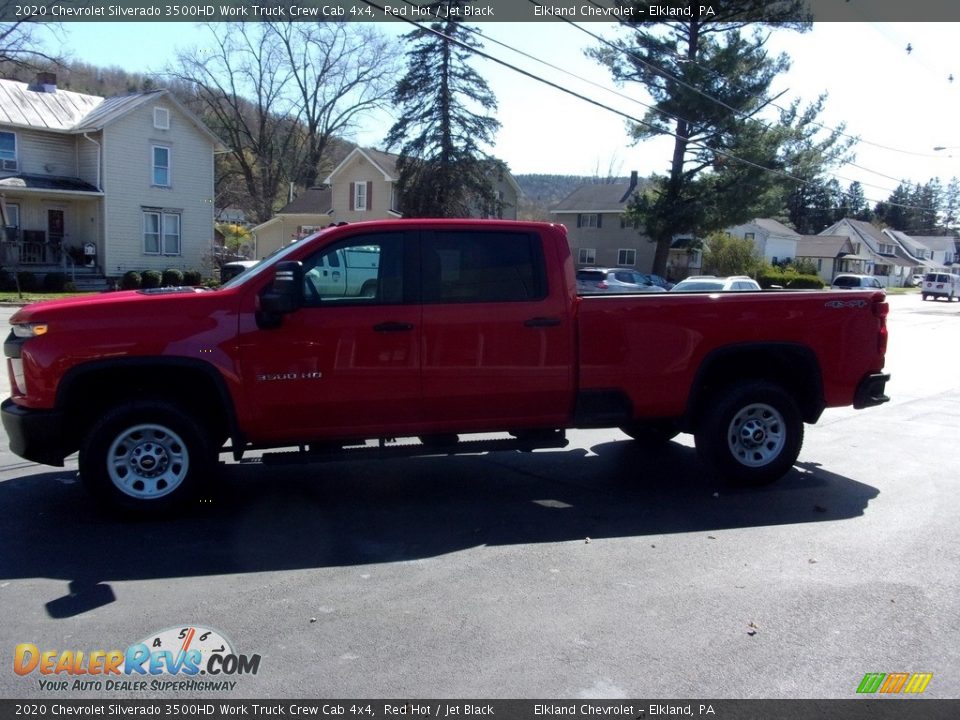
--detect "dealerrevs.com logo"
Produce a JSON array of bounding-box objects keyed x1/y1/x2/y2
[{"x1": 14, "y1": 626, "x2": 261, "y2": 692}]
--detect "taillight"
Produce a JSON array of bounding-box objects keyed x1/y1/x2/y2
[{"x1": 873, "y1": 297, "x2": 889, "y2": 356}]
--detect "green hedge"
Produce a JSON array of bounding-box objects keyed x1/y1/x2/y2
[{"x1": 756, "y1": 268, "x2": 824, "y2": 289}]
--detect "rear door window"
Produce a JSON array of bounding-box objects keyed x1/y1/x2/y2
[{"x1": 422, "y1": 231, "x2": 547, "y2": 303}]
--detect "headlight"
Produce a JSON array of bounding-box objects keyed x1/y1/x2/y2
[{"x1": 12, "y1": 323, "x2": 48, "y2": 338}]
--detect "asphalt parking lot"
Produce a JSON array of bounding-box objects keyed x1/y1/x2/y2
[{"x1": 0, "y1": 293, "x2": 958, "y2": 700}]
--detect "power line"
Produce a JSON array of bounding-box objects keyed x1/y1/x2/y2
[
  {"x1": 578, "y1": 0, "x2": 947, "y2": 160},
  {"x1": 361, "y1": 0, "x2": 938, "y2": 213}
]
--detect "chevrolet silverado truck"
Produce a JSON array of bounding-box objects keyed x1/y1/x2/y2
[{"x1": 2, "y1": 220, "x2": 890, "y2": 513}]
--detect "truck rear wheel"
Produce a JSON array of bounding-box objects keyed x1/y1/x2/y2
[
  {"x1": 694, "y1": 381, "x2": 803, "y2": 486},
  {"x1": 79, "y1": 401, "x2": 214, "y2": 514}
]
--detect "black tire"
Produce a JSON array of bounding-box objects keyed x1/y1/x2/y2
[
  {"x1": 620, "y1": 421, "x2": 679, "y2": 446},
  {"x1": 922, "y1": 294, "x2": 929, "y2": 301},
  {"x1": 694, "y1": 381, "x2": 803, "y2": 486},
  {"x1": 79, "y1": 401, "x2": 214, "y2": 514}
]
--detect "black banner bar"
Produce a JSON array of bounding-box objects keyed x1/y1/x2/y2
[
  {"x1": 2, "y1": 700, "x2": 960, "y2": 720},
  {"x1": 2, "y1": 0, "x2": 960, "y2": 23}
]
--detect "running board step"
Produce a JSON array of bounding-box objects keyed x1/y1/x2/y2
[{"x1": 254, "y1": 432, "x2": 568, "y2": 466}]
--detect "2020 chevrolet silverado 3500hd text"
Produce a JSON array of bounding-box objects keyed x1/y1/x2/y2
[{"x1": 2, "y1": 220, "x2": 890, "y2": 513}]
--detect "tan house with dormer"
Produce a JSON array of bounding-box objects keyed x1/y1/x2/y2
[{"x1": 324, "y1": 147, "x2": 520, "y2": 222}]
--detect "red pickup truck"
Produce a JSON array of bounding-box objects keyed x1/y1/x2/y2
[{"x1": 2, "y1": 220, "x2": 890, "y2": 513}]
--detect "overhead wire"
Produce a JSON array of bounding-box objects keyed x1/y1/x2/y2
[
  {"x1": 363, "y1": 0, "x2": 938, "y2": 213},
  {"x1": 578, "y1": 0, "x2": 949, "y2": 160}
]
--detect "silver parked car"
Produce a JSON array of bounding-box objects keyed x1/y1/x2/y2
[
  {"x1": 576, "y1": 268, "x2": 667, "y2": 294},
  {"x1": 670, "y1": 275, "x2": 761, "y2": 292}
]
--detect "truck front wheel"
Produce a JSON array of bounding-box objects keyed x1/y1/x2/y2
[
  {"x1": 694, "y1": 381, "x2": 803, "y2": 485},
  {"x1": 79, "y1": 401, "x2": 214, "y2": 513}
]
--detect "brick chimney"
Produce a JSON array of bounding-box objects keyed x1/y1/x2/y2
[
  {"x1": 27, "y1": 72, "x2": 57, "y2": 93},
  {"x1": 619, "y1": 170, "x2": 639, "y2": 203}
]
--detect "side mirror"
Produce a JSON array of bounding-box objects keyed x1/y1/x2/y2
[{"x1": 257, "y1": 261, "x2": 304, "y2": 328}]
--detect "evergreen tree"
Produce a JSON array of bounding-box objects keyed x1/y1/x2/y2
[
  {"x1": 590, "y1": 2, "x2": 851, "y2": 275},
  {"x1": 942, "y1": 177, "x2": 960, "y2": 234},
  {"x1": 874, "y1": 182, "x2": 911, "y2": 230},
  {"x1": 385, "y1": 0, "x2": 501, "y2": 217}
]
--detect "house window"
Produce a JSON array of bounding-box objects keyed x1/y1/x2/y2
[
  {"x1": 578, "y1": 248, "x2": 596, "y2": 265},
  {"x1": 153, "y1": 107, "x2": 170, "y2": 130},
  {"x1": 0, "y1": 131, "x2": 17, "y2": 171},
  {"x1": 817, "y1": 258, "x2": 823, "y2": 271},
  {"x1": 354, "y1": 182, "x2": 367, "y2": 211},
  {"x1": 744, "y1": 232, "x2": 755, "y2": 240},
  {"x1": 5, "y1": 203, "x2": 20, "y2": 230},
  {"x1": 143, "y1": 210, "x2": 181, "y2": 255},
  {"x1": 152, "y1": 146, "x2": 171, "y2": 187},
  {"x1": 617, "y1": 248, "x2": 636, "y2": 266},
  {"x1": 578, "y1": 213, "x2": 600, "y2": 228}
]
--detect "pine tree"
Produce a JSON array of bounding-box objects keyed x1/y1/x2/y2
[
  {"x1": 590, "y1": 2, "x2": 851, "y2": 275},
  {"x1": 384, "y1": 0, "x2": 501, "y2": 218}
]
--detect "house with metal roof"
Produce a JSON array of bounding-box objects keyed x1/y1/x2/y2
[{"x1": 0, "y1": 72, "x2": 223, "y2": 286}]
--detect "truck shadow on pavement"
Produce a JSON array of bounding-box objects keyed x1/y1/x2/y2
[{"x1": 0, "y1": 438, "x2": 879, "y2": 617}]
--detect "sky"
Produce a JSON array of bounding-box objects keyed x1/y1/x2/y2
[{"x1": 38, "y1": 19, "x2": 960, "y2": 208}]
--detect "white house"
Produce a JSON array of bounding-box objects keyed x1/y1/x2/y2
[
  {"x1": 726, "y1": 218, "x2": 799, "y2": 264},
  {"x1": 0, "y1": 72, "x2": 223, "y2": 284}
]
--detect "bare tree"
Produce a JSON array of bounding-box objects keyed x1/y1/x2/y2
[
  {"x1": 0, "y1": 9, "x2": 63, "y2": 70},
  {"x1": 271, "y1": 22, "x2": 399, "y2": 188},
  {"x1": 168, "y1": 22, "x2": 399, "y2": 224}
]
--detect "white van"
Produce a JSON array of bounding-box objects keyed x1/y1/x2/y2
[{"x1": 921, "y1": 272, "x2": 960, "y2": 302}]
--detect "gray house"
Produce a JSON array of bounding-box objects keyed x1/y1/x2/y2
[
  {"x1": 0, "y1": 73, "x2": 223, "y2": 284},
  {"x1": 551, "y1": 172, "x2": 657, "y2": 271}
]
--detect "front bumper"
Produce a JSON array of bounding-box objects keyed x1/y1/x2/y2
[
  {"x1": 1, "y1": 398, "x2": 68, "y2": 466},
  {"x1": 853, "y1": 373, "x2": 891, "y2": 410}
]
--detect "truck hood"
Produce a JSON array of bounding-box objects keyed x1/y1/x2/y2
[{"x1": 10, "y1": 288, "x2": 217, "y2": 324}]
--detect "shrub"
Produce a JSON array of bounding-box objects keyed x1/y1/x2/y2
[
  {"x1": 16, "y1": 271, "x2": 38, "y2": 292},
  {"x1": 42, "y1": 272, "x2": 69, "y2": 292},
  {"x1": 120, "y1": 271, "x2": 142, "y2": 290},
  {"x1": 756, "y1": 266, "x2": 824, "y2": 289},
  {"x1": 63, "y1": 281, "x2": 78, "y2": 293},
  {"x1": 162, "y1": 268, "x2": 184, "y2": 287},
  {"x1": 141, "y1": 270, "x2": 162, "y2": 289},
  {"x1": 182, "y1": 270, "x2": 203, "y2": 286}
]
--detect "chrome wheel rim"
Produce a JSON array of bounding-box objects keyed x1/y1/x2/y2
[
  {"x1": 727, "y1": 403, "x2": 786, "y2": 468},
  {"x1": 107, "y1": 424, "x2": 189, "y2": 499}
]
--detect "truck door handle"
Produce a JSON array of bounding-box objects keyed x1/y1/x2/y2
[
  {"x1": 373, "y1": 321, "x2": 414, "y2": 333},
  {"x1": 524, "y1": 317, "x2": 561, "y2": 328}
]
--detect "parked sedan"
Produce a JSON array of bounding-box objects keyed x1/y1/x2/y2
[
  {"x1": 576, "y1": 268, "x2": 667, "y2": 294},
  {"x1": 670, "y1": 275, "x2": 761, "y2": 292}
]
